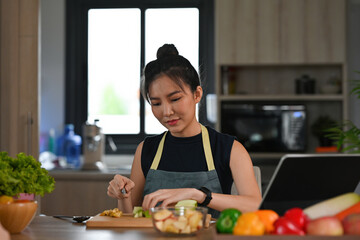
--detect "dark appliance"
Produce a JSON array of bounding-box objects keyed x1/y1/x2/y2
[{"x1": 221, "y1": 103, "x2": 306, "y2": 152}]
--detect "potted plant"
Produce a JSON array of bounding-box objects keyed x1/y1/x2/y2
[
  {"x1": 311, "y1": 115, "x2": 337, "y2": 147},
  {"x1": 325, "y1": 78, "x2": 360, "y2": 153},
  {"x1": 0, "y1": 152, "x2": 55, "y2": 233}
]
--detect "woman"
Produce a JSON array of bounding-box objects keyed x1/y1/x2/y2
[
  {"x1": 0, "y1": 223, "x2": 10, "y2": 240},
  {"x1": 107, "y1": 44, "x2": 261, "y2": 217}
]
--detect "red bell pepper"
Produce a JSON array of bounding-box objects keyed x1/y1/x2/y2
[
  {"x1": 284, "y1": 207, "x2": 309, "y2": 230},
  {"x1": 273, "y1": 217, "x2": 305, "y2": 235}
]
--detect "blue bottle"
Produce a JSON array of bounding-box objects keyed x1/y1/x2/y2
[{"x1": 57, "y1": 124, "x2": 82, "y2": 169}]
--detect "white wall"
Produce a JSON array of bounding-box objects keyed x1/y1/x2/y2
[
  {"x1": 40, "y1": 0, "x2": 360, "y2": 138},
  {"x1": 40, "y1": 0, "x2": 65, "y2": 137}
]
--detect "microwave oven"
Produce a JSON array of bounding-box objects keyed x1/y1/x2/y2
[{"x1": 221, "y1": 103, "x2": 306, "y2": 152}]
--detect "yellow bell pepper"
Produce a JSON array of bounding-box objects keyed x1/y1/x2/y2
[{"x1": 233, "y1": 212, "x2": 265, "y2": 236}]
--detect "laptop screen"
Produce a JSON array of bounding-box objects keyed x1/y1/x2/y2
[{"x1": 258, "y1": 154, "x2": 360, "y2": 215}]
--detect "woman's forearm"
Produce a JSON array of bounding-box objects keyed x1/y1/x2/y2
[
  {"x1": 187, "y1": 188, "x2": 261, "y2": 213},
  {"x1": 208, "y1": 193, "x2": 262, "y2": 213}
]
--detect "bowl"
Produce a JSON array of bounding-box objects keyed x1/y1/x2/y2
[
  {"x1": 150, "y1": 206, "x2": 208, "y2": 235},
  {"x1": 0, "y1": 200, "x2": 37, "y2": 233}
]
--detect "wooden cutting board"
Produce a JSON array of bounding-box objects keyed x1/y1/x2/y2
[{"x1": 86, "y1": 213, "x2": 153, "y2": 228}]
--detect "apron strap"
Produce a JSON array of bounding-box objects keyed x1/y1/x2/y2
[
  {"x1": 150, "y1": 124, "x2": 215, "y2": 171},
  {"x1": 150, "y1": 132, "x2": 167, "y2": 170},
  {"x1": 201, "y1": 125, "x2": 215, "y2": 171}
]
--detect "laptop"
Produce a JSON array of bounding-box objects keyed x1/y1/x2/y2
[{"x1": 258, "y1": 154, "x2": 360, "y2": 215}]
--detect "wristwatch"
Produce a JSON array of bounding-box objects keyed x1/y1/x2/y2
[{"x1": 198, "y1": 187, "x2": 212, "y2": 206}]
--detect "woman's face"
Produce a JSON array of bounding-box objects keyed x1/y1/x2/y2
[{"x1": 148, "y1": 75, "x2": 202, "y2": 137}]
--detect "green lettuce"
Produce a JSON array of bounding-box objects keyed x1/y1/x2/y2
[{"x1": 0, "y1": 152, "x2": 55, "y2": 197}]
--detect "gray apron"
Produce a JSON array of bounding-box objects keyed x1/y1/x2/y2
[{"x1": 143, "y1": 124, "x2": 223, "y2": 218}]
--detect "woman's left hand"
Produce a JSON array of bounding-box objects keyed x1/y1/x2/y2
[{"x1": 142, "y1": 188, "x2": 203, "y2": 210}]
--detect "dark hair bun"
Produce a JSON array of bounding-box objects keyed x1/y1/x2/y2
[{"x1": 156, "y1": 44, "x2": 179, "y2": 59}]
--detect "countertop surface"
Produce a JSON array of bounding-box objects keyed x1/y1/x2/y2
[
  {"x1": 48, "y1": 168, "x2": 131, "y2": 180},
  {"x1": 47, "y1": 154, "x2": 133, "y2": 179},
  {"x1": 10, "y1": 216, "x2": 360, "y2": 240},
  {"x1": 11, "y1": 216, "x2": 215, "y2": 240}
]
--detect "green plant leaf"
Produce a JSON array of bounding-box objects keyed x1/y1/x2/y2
[
  {"x1": 0, "y1": 152, "x2": 55, "y2": 197},
  {"x1": 325, "y1": 120, "x2": 360, "y2": 153}
]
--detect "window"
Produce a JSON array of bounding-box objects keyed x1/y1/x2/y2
[{"x1": 66, "y1": 0, "x2": 214, "y2": 154}]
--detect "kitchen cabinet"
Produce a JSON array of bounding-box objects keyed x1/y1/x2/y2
[
  {"x1": 0, "y1": 0, "x2": 39, "y2": 159},
  {"x1": 215, "y1": 0, "x2": 347, "y2": 159},
  {"x1": 216, "y1": 0, "x2": 345, "y2": 64},
  {"x1": 40, "y1": 170, "x2": 130, "y2": 216}
]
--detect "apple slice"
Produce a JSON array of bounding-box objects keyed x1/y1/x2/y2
[
  {"x1": 175, "y1": 199, "x2": 197, "y2": 208},
  {"x1": 182, "y1": 225, "x2": 191, "y2": 234},
  {"x1": 155, "y1": 221, "x2": 164, "y2": 231},
  {"x1": 188, "y1": 211, "x2": 203, "y2": 229},
  {"x1": 173, "y1": 220, "x2": 188, "y2": 231},
  {"x1": 184, "y1": 209, "x2": 197, "y2": 218},
  {"x1": 153, "y1": 209, "x2": 173, "y2": 221},
  {"x1": 177, "y1": 215, "x2": 188, "y2": 224},
  {"x1": 163, "y1": 218, "x2": 179, "y2": 233}
]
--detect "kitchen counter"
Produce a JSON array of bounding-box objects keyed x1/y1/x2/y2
[
  {"x1": 11, "y1": 216, "x2": 215, "y2": 240},
  {"x1": 40, "y1": 169, "x2": 131, "y2": 216},
  {"x1": 11, "y1": 216, "x2": 359, "y2": 240},
  {"x1": 47, "y1": 168, "x2": 131, "y2": 180}
]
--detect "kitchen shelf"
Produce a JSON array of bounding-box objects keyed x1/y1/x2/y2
[
  {"x1": 214, "y1": 0, "x2": 347, "y2": 159},
  {"x1": 215, "y1": 64, "x2": 347, "y2": 157},
  {"x1": 219, "y1": 94, "x2": 344, "y2": 102}
]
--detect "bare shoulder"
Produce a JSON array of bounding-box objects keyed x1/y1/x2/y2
[
  {"x1": 230, "y1": 139, "x2": 251, "y2": 162},
  {"x1": 132, "y1": 141, "x2": 144, "y2": 166},
  {"x1": 135, "y1": 141, "x2": 144, "y2": 154}
]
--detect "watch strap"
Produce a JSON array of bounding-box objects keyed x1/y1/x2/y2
[{"x1": 198, "y1": 187, "x2": 212, "y2": 206}]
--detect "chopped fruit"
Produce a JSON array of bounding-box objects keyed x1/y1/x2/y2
[
  {"x1": 185, "y1": 209, "x2": 197, "y2": 218},
  {"x1": 164, "y1": 218, "x2": 178, "y2": 233},
  {"x1": 133, "y1": 206, "x2": 151, "y2": 218},
  {"x1": 189, "y1": 211, "x2": 203, "y2": 229},
  {"x1": 182, "y1": 225, "x2": 191, "y2": 234},
  {"x1": 99, "y1": 208, "x2": 123, "y2": 218},
  {"x1": 153, "y1": 209, "x2": 173, "y2": 221},
  {"x1": 173, "y1": 220, "x2": 187, "y2": 231},
  {"x1": 175, "y1": 200, "x2": 197, "y2": 208},
  {"x1": 153, "y1": 208, "x2": 204, "y2": 234},
  {"x1": 178, "y1": 215, "x2": 188, "y2": 223},
  {"x1": 155, "y1": 221, "x2": 164, "y2": 230}
]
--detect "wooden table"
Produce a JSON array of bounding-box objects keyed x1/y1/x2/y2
[
  {"x1": 10, "y1": 216, "x2": 215, "y2": 240},
  {"x1": 10, "y1": 216, "x2": 360, "y2": 240}
]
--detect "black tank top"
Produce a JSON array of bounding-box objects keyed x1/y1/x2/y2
[{"x1": 141, "y1": 126, "x2": 235, "y2": 194}]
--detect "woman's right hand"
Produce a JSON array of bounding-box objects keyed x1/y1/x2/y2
[{"x1": 107, "y1": 174, "x2": 135, "y2": 200}]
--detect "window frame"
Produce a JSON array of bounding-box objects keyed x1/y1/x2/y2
[{"x1": 65, "y1": 0, "x2": 214, "y2": 154}]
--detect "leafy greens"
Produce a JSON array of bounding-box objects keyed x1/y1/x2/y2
[{"x1": 0, "y1": 152, "x2": 55, "y2": 197}]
